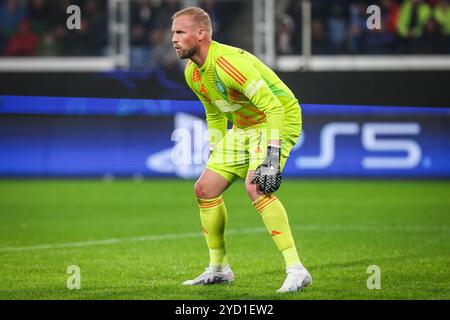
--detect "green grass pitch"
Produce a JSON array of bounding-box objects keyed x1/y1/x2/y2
[{"x1": 0, "y1": 179, "x2": 449, "y2": 300}]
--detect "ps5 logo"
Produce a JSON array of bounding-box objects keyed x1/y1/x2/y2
[
  {"x1": 296, "y1": 122, "x2": 422, "y2": 169},
  {"x1": 146, "y1": 113, "x2": 209, "y2": 179}
]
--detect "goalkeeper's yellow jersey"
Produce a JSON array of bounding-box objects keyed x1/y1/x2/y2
[{"x1": 184, "y1": 41, "x2": 301, "y2": 146}]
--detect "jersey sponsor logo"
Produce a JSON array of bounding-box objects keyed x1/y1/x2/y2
[
  {"x1": 296, "y1": 122, "x2": 422, "y2": 170},
  {"x1": 214, "y1": 100, "x2": 242, "y2": 113},
  {"x1": 244, "y1": 80, "x2": 264, "y2": 99}
]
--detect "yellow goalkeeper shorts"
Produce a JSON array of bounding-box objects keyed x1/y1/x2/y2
[{"x1": 206, "y1": 109, "x2": 302, "y2": 184}]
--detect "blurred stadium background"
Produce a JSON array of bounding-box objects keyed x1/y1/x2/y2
[{"x1": 0, "y1": 0, "x2": 449, "y2": 300}]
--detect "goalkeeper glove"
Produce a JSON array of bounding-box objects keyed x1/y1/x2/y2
[{"x1": 251, "y1": 145, "x2": 282, "y2": 194}]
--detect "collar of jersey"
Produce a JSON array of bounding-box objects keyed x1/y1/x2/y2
[{"x1": 199, "y1": 41, "x2": 217, "y2": 73}]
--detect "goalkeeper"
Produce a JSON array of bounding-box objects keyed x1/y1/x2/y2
[{"x1": 172, "y1": 7, "x2": 311, "y2": 293}]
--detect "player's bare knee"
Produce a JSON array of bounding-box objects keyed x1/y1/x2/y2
[
  {"x1": 194, "y1": 180, "x2": 214, "y2": 199},
  {"x1": 194, "y1": 181, "x2": 205, "y2": 198}
]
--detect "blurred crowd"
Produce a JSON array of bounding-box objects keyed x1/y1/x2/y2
[
  {"x1": 0, "y1": 0, "x2": 108, "y2": 56},
  {"x1": 0, "y1": 0, "x2": 448, "y2": 61},
  {"x1": 0, "y1": 0, "x2": 240, "y2": 71},
  {"x1": 129, "y1": 0, "x2": 240, "y2": 70},
  {"x1": 278, "y1": 0, "x2": 450, "y2": 54}
]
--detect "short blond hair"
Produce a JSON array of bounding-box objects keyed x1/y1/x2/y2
[{"x1": 172, "y1": 7, "x2": 213, "y2": 37}]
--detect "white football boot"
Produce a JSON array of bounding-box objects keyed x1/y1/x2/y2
[
  {"x1": 277, "y1": 264, "x2": 312, "y2": 293},
  {"x1": 182, "y1": 265, "x2": 234, "y2": 285}
]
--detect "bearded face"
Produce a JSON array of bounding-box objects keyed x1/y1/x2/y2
[{"x1": 172, "y1": 15, "x2": 201, "y2": 60}]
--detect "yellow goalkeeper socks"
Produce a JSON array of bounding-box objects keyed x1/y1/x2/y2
[
  {"x1": 197, "y1": 196, "x2": 229, "y2": 266},
  {"x1": 253, "y1": 194, "x2": 302, "y2": 268}
]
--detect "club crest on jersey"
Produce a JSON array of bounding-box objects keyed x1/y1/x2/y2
[{"x1": 215, "y1": 79, "x2": 226, "y2": 95}]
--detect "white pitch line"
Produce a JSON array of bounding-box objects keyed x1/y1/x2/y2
[
  {"x1": 0, "y1": 231, "x2": 205, "y2": 253},
  {"x1": 0, "y1": 224, "x2": 448, "y2": 253}
]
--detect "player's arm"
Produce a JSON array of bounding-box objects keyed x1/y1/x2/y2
[
  {"x1": 215, "y1": 55, "x2": 284, "y2": 146},
  {"x1": 216, "y1": 55, "x2": 284, "y2": 193},
  {"x1": 196, "y1": 92, "x2": 227, "y2": 151},
  {"x1": 185, "y1": 66, "x2": 227, "y2": 150}
]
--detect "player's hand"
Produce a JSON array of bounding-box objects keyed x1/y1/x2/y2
[{"x1": 251, "y1": 145, "x2": 282, "y2": 194}]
